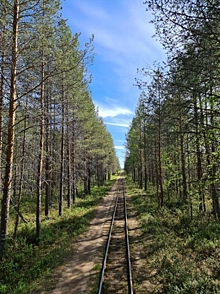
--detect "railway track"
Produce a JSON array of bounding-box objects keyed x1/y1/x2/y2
[{"x1": 97, "y1": 176, "x2": 134, "y2": 294}]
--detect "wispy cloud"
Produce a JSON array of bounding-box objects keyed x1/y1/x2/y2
[
  {"x1": 72, "y1": 2, "x2": 108, "y2": 20},
  {"x1": 63, "y1": 0, "x2": 165, "y2": 104},
  {"x1": 98, "y1": 106, "x2": 132, "y2": 118},
  {"x1": 95, "y1": 98, "x2": 133, "y2": 119},
  {"x1": 70, "y1": 0, "x2": 159, "y2": 56},
  {"x1": 95, "y1": 99, "x2": 133, "y2": 132},
  {"x1": 105, "y1": 122, "x2": 129, "y2": 128},
  {"x1": 62, "y1": 0, "x2": 165, "y2": 167},
  {"x1": 115, "y1": 145, "x2": 125, "y2": 150}
]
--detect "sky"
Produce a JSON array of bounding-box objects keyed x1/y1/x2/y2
[{"x1": 61, "y1": 0, "x2": 166, "y2": 168}]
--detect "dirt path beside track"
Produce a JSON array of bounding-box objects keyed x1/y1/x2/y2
[{"x1": 39, "y1": 179, "x2": 140, "y2": 294}]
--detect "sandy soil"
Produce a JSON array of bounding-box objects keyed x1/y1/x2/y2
[{"x1": 39, "y1": 180, "x2": 140, "y2": 294}]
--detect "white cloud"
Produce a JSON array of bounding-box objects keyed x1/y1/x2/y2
[
  {"x1": 63, "y1": 0, "x2": 166, "y2": 112},
  {"x1": 64, "y1": 0, "x2": 165, "y2": 68},
  {"x1": 94, "y1": 99, "x2": 133, "y2": 129},
  {"x1": 115, "y1": 146, "x2": 125, "y2": 150},
  {"x1": 98, "y1": 106, "x2": 132, "y2": 118},
  {"x1": 62, "y1": 0, "x2": 166, "y2": 168},
  {"x1": 105, "y1": 122, "x2": 129, "y2": 128},
  {"x1": 95, "y1": 99, "x2": 133, "y2": 118}
]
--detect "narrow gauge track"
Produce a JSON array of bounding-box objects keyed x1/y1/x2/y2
[{"x1": 98, "y1": 176, "x2": 133, "y2": 294}]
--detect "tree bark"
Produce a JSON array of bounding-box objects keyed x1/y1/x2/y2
[
  {"x1": 179, "y1": 112, "x2": 187, "y2": 201},
  {"x1": 45, "y1": 84, "x2": 52, "y2": 216},
  {"x1": 0, "y1": 0, "x2": 19, "y2": 257},
  {"x1": 193, "y1": 92, "x2": 203, "y2": 212},
  {"x1": 66, "y1": 99, "x2": 72, "y2": 208},
  {"x1": 36, "y1": 55, "x2": 45, "y2": 244},
  {"x1": 158, "y1": 99, "x2": 164, "y2": 207},
  {"x1": 72, "y1": 121, "x2": 77, "y2": 203},
  {"x1": 13, "y1": 110, "x2": 27, "y2": 239},
  {"x1": 59, "y1": 83, "x2": 65, "y2": 216},
  {"x1": 0, "y1": 47, "x2": 5, "y2": 188}
]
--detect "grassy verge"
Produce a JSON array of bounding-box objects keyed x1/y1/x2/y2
[
  {"x1": 0, "y1": 177, "x2": 117, "y2": 294},
  {"x1": 126, "y1": 177, "x2": 220, "y2": 293}
]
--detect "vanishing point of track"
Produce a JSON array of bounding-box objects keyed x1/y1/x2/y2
[{"x1": 97, "y1": 175, "x2": 134, "y2": 294}]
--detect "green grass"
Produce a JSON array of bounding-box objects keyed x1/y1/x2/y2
[
  {"x1": 126, "y1": 176, "x2": 220, "y2": 293},
  {"x1": 0, "y1": 179, "x2": 115, "y2": 294}
]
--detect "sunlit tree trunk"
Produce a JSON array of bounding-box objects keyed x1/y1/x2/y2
[
  {"x1": 143, "y1": 119, "x2": 148, "y2": 191},
  {"x1": 158, "y1": 113, "x2": 163, "y2": 207},
  {"x1": 72, "y1": 121, "x2": 77, "y2": 203},
  {"x1": 0, "y1": 45, "x2": 5, "y2": 188},
  {"x1": 66, "y1": 98, "x2": 72, "y2": 208},
  {"x1": 13, "y1": 108, "x2": 27, "y2": 239},
  {"x1": 0, "y1": 0, "x2": 19, "y2": 256},
  {"x1": 157, "y1": 89, "x2": 164, "y2": 207},
  {"x1": 45, "y1": 85, "x2": 52, "y2": 217},
  {"x1": 138, "y1": 122, "x2": 143, "y2": 189},
  {"x1": 36, "y1": 54, "x2": 45, "y2": 243},
  {"x1": 59, "y1": 83, "x2": 65, "y2": 216}
]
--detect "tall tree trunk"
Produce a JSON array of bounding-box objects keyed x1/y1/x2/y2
[
  {"x1": 0, "y1": 47, "x2": 5, "y2": 188},
  {"x1": 59, "y1": 84, "x2": 65, "y2": 216},
  {"x1": 209, "y1": 97, "x2": 220, "y2": 220},
  {"x1": 198, "y1": 94, "x2": 206, "y2": 211},
  {"x1": 143, "y1": 120, "x2": 148, "y2": 191},
  {"x1": 83, "y1": 146, "x2": 88, "y2": 196},
  {"x1": 66, "y1": 99, "x2": 72, "y2": 208},
  {"x1": 13, "y1": 111, "x2": 27, "y2": 239},
  {"x1": 132, "y1": 166, "x2": 136, "y2": 183},
  {"x1": 138, "y1": 128, "x2": 143, "y2": 189},
  {"x1": 72, "y1": 121, "x2": 77, "y2": 203},
  {"x1": 158, "y1": 106, "x2": 164, "y2": 207},
  {"x1": 179, "y1": 113, "x2": 187, "y2": 201},
  {"x1": 107, "y1": 168, "x2": 111, "y2": 181},
  {"x1": 59, "y1": 85, "x2": 64, "y2": 216},
  {"x1": 0, "y1": 0, "x2": 19, "y2": 257},
  {"x1": 186, "y1": 133, "x2": 193, "y2": 218},
  {"x1": 36, "y1": 54, "x2": 45, "y2": 244},
  {"x1": 193, "y1": 92, "x2": 203, "y2": 212},
  {"x1": 154, "y1": 137, "x2": 159, "y2": 204},
  {"x1": 45, "y1": 85, "x2": 51, "y2": 217},
  {"x1": 88, "y1": 156, "x2": 91, "y2": 195}
]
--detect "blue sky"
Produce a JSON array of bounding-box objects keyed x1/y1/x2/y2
[{"x1": 61, "y1": 0, "x2": 165, "y2": 167}]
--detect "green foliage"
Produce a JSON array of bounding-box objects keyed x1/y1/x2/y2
[
  {"x1": 126, "y1": 176, "x2": 220, "y2": 293},
  {"x1": 0, "y1": 0, "x2": 119, "y2": 259},
  {"x1": 159, "y1": 255, "x2": 218, "y2": 294},
  {"x1": 0, "y1": 179, "x2": 114, "y2": 294}
]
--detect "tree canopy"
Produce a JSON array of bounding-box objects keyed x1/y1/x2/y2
[
  {"x1": 125, "y1": 0, "x2": 220, "y2": 218},
  {"x1": 0, "y1": 0, "x2": 120, "y2": 257}
]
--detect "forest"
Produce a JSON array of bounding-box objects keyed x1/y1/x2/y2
[
  {"x1": 0, "y1": 0, "x2": 119, "y2": 261},
  {"x1": 123, "y1": 1, "x2": 220, "y2": 291},
  {"x1": 125, "y1": 0, "x2": 220, "y2": 219},
  {"x1": 1, "y1": 0, "x2": 220, "y2": 293}
]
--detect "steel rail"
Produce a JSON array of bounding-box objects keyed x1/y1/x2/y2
[
  {"x1": 124, "y1": 183, "x2": 134, "y2": 294},
  {"x1": 97, "y1": 177, "x2": 134, "y2": 294},
  {"x1": 97, "y1": 190, "x2": 119, "y2": 294}
]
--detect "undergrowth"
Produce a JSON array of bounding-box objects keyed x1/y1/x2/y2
[
  {"x1": 126, "y1": 176, "x2": 220, "y2": 293},
  {"x1": 0, "y1": 177, "x2": 116, "y2": 294}
]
